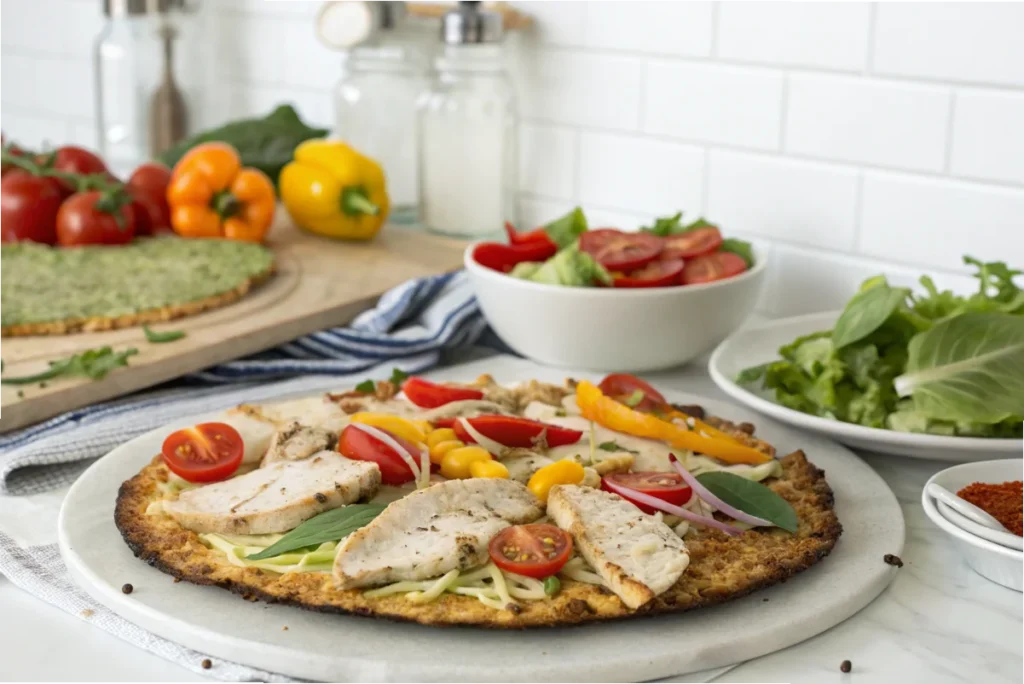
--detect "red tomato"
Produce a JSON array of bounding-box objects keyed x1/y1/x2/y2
[
  {"x1": 129, "y1": 190, "x2": 173, "y2": 236},
  {"x1": 402, "y1": 377, "x2": 484, "y2": 409},
  {"x1": 504, "y1": 221, "x2": 555, "y2": 247},
  {"x1": 660, "y1": 226, "x2": 722, "y2": 261},
  {"x1": 161, "y1": 422, "x2": 244, "y2": 483},
  {"x1": 579, "y1": 228, "x2": 663, "y2": 271},
  {"x1": 128, "y1": 162, "x2": 172, "y2": 197},
  {"x1": 601, "y1": 472, "x2": 692, "y2": 514},
  {"x1": 53, "y1": 145, "x2": 108, "y2": 177},
  {"x1": 0, "y1": 172, "x2": 63, "y2": 244},
  {"x1": 56, "y1": 191, "x2": 136, "y2": 246},
  {"x1": 488, "y1": 523, "x2": 573, "y2": 579},
  {"x1": 598, "y1": 374, "x2": 667, "y2": 412},
  {"x1": 432, "y1": 417, "x2": 457, "y2": 429},
  {"x1": 338, "y1": 424, "x2": 419, "y2": 485},
  {"x1": 613, "y1": 258, "x2": 684, "y2": 288},
  {"x1": 453, "y1": 415, "x2": 583, "y2": 449},
  {"x1": 681, "y1": 251, "x2": 747, "y2": 285},
  {"x1": 473, "y1": 240, "x2": 558, "y2": 273}
]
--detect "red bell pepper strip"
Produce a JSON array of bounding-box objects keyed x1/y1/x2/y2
[
  {"x1": 472, "y1": 241, "x2": 558, "y2": 273},
  {"x1": 504, "y1": 221, "x2": 556, "y2": 248}
]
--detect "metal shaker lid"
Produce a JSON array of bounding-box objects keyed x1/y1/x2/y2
[
  {"x1": 442, "y1": 1, "x2": 503, "y2": 45},
  {"x1": 103, "y1": 0, "x2": 185, "y2": 17}
]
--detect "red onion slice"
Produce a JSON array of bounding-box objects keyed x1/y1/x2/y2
[
  {"x1": 601, "y1": 476, "x2": 742, "y2": 537},
  {"x1": 348, "y1": 422, "x2": 424, "y2": 488},
  {"x1": 669, "y1": 454, "x2": 773, "y2": 528}
]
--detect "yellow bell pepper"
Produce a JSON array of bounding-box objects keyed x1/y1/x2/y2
[
  {"x1": 279, "y1": 139, "x2": 389, "y2": 240},
  {"x1": 348, "y1": 413, "x2": 424, "y2": 445},
  {"x1": 527, "y1": 460, "x2": 585, "y2": 502},
  {"x1": 440, "y1": 446, "x2": 491, "y2": 479},
  {"x1": 575, "y1": 381, "x2": 771, "y2": 466}
]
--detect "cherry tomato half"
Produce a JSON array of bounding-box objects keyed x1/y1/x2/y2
[
  {"x1": 0, "y1": 172, "x2": 63, "y2": 244},
  {"x1": 660, "y1": 226, "x2": 722, "y2": 261},
  {"x1": 161, "y1": 422, "x2": 245, "y2": 483},
  {"x1": 402, "y1": 377, "x2": 484, "y2": 409},
  {"x1": 56, "y1": 190, "x2": 136, "y2": 246},
  {"x1": 598, "y1": 374, "x2": 667, "y2": 412},
  {"x1": 579, "y1": 228, "x2": 663, "y2": 271},
  {"x1": 338, "y1": 424, "x2": 419, "y2": 485},
  {"x1": 601, "y1": 472, "x2": 692, "y2": 514},
  {"x1": 613, "y1": 258, "x2": 684, "y2": 288},
  {"x1": 473, "y1": 240, "x2": 558, "y2": 273},
  {"x1": 681, "y1": 251, "x2": 747, "y2": 285},
  {"x1": 488, "y1": 523, "x2": 573, "y2": 579},
  {"x1": 453, "y1": 415, "x2": 583, "y2": 449}
]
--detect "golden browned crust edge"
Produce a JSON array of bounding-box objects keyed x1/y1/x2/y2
[
  {"x1": 115, "y1": 449, "x2": 841, "y2": 629},
  {"x1": 1, "y1": 266, "x2": 274, "y2": 337}
]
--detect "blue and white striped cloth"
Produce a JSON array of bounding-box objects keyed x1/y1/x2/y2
[{"x1": 0, "y1": 271, "x2": 493, "y2": 495}]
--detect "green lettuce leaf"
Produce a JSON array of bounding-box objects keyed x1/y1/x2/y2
[
  {"x1": 719, "y1": 238, "x2": 754, "y2": 267},
  {"x1": 543, "y1": 208, "x2": 588, "y2": 248},
  {"x1": 512, "y1": 243, "x2": 612, "y2": 287}
]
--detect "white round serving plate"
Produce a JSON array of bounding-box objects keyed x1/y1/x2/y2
[
  {"x1": 60, "y1": 385, "x2": 904, "y2": 683},
  {"x1": 922, "y1": 460, "x2": 1023, "y2": 592},
  {"x1": 709, "y1": 311, "x2": 1023, "y2": 461}
]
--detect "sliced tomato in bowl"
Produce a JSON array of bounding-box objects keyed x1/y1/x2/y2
[
  {"x1": 613, "y1": 258, "x2": 684, "y2": 288},
  {"x1": 161, "y1": 422, "x2": 245, "y2": 483},
  {"x1": 601, "y1": 472, "x2": 692, "y2": 514},
  {"x1": 660, "y1": 225, "x2": 722, "y2": 261},
  {"x1": 453, "y1": 415, "x2": 583, "y2": 448},
  {"x1": 598, "y1": 373, "x2": 667, "y2": 411},
  {"x1": 579, "y1": 228, "x2": 663, "y2": 271},
  {"x1": 403, "y1": 377, "x2": 484, "y2": 409},
  {"x1": 681, "y1": 251, "x2": 747, "y2": 285},
  {"x1": 338, "y1": 424, "x2": 420, "y2": 485},
  {"x1": 488, "y1": 523, "x2": 573, "y2": 579}
]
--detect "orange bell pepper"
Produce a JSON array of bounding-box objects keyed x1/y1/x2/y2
[
  {"x1": 167, "y1": 142, "x2": 276, "y2": 242},
  {"x1": 575, "y1": 380, "x2": 771, "y2": 465}
]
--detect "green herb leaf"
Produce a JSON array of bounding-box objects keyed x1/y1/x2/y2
[
  {"x1": 246, "y1": 504, "x2": 387, "y2": 561},
  {"x1": 735, "y1": 362, "x2": 770, "y2": 386},
  {"x1": 832, "y1": 282, "x2": 910, "y2": 349},
  {"x1": 695, "y1": 471, "x2": 798, "y2": 533},
  {"x1": 515, "y1": 242, "x2": 612, "y2": 287},
  {"x1": 390, "y1": 368, "x2": 409, "y2": 385},
  {"x1": 543, "y1": 575, "x2": 561, "y2": 596},
  {"x1": 598, "y1": 441, "x2": 638, "y2": 454},
  {"x1": 640, "y1": 212, "x2": 685, "y2": 236},
  {"x1": 543, "y1": 207, "x2": 588, "y2": 248},
  {"x1": 354, "y1": 379, "x2": 375, "y2": 393},
  {"x1": 143, "y1": 325, "x2": 186, "y2": 343},
  {"x1": 623, "y1": 389, "x2": 645, "y2": 407},
  {"x1": 1, "y1": 346, "x2": 138, "y2": 385},
  {"x1": 719, "y1": 238, "x2": 754, "y2": 267}
]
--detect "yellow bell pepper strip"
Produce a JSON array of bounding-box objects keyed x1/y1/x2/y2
[
  {"x1": 575, "y1": 381, "x2": 770, "y2": 466},
  {"x1": 527, "y1": 460, "x2": 585, "y2": 502},
  {"x1": 348, "y1": 413, "x2": 425, "y2": 445},
  {"x1": 661, "y1": 407, "x2": 740, "y2": 444},
  {"x1": 279, "y1": 139, "x2": 389, "y2": 241}
]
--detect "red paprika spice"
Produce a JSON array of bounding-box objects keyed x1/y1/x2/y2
[{"x1": 957, "y1": 480, "x2": 1023, "y2": 536}]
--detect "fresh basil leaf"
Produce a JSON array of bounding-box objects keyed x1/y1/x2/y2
[
  {"x1": 832, "y1": 282, "x2": 910, "y2": 349},
  {"x1": 623, "y1": 389, "x2": 645, "y2": 407},
  {"x1": 640, "y1": 212, "x2": 684, "y2": 236},
  {"x1": 390, "y1": 368, "x2": 409, "y2": 384},
  {"x1": 598, "y1": 441, "x2": 638, "y2": 454},
  {"x1": 893, "y1": 312, "x2": 1024, "y2": 424},
  {"x1": 354, "y1": 379, "x2": 375, "y2": 393},
  {"x1": 1, "y1": 346, "x2": 137, "y2": 385},
  {"x1": 719, "y1": 238, "x2": 754, "y2": 267},
  {"x1": 143, "y1": 325, "x2": 186, "y2": 343},
  {"x1": 543, "y1": 207, "x2": 588, "y2": 249},
  {"x1": 682, "y1": 217, "x2": 715, "y2": 232},
  {"x1": 695, "y1": 471, "x2": 798, "y2": 533},
  {"x1": 246, "y1": 504, "x2": 387, "y2": 560}
]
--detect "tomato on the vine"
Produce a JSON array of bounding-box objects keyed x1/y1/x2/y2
[
  {"x1": 56, "y1": 191, "x2": 136, "y2": 246},
  {"x1": 0, "y1": 172, "x2": 62, "y2": 244},
  {"x1": 128, "y1": 163, "x2": 173, "y2": 235}
]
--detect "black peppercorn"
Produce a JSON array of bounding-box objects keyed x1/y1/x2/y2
[
  {"x1": 201, "y1": 659, "x2": 212, "y2": 670},
  {"x1": 840, "y1": 660, "x2": 852, "y2": 673},
  {"x1": 121, "y1": 583, "x2": 133, "y2": 595}
]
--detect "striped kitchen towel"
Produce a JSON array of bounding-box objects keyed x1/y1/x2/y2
[{"x1": 0, "y1": 270, "x2": 491, "y2": 495}]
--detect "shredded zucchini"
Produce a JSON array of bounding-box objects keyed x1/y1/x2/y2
[{"x1": 199, "y1": 534, "x2": 337, "y2": 574}]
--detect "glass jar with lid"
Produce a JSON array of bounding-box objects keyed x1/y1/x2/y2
[{"x1": 418, "y1": 2, "x2": 518, "y2": 238}]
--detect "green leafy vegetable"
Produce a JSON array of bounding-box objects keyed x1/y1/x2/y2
[
  {"x1": 390, "y1": 367, "x2": 409, "y2": 385},
  {"x1": 695, "y1": 471, "x2": 798, "y2": 533},
  {"x1": 598, "y1": 441, "x2": 638, "y2": 454},
  {"x1": 511, "y1": 243, "x2": 612, "y2": 287},
  {"x1": 354, "y1": 379, "x2": 375, "y2": 393},
  {"x1": 143, "y1": 325, "x2": 186, "y2": 343},
  {"x1": 543, "y1": 207, "x2": 588, "y2": 249},
  {"x1": 543, "y1": 575, "x2": 561, "y2": 596},
  {"x1": 719, "y1": 238, "x2": 754, "y2": 267},
  {"x1": 832, "y1": 282, "x2": 911, "y2": 349},
  {"x1": 640, "y1": 212, "x2": 685, "y2": 236},
  {"x1": 1, "y1": 347, "x2": 138, "y2": 385},
  {"x1": 158, "y1": 105, "x2": 328, "y2": 189},
  {"x1": 246, "y1": 504, "x2": 386, "y2": 561}
]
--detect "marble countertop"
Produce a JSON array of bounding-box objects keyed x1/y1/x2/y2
[{"x1": 0, "y1": 353, "x2": 1020, "y2": 683}]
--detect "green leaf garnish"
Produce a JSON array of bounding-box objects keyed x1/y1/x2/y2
[
  {"x1": 719, "y1": 238, "x2": 754, "y2": 267},
  {"x1": 1, "y1": 346, "x2": 138, "y2": 385},
  {"x1": 543, "y1": 575, "x2": 561, "y2": 596},
  {"x1": 143, "y1": 325, "x2": 186, "y2": 343},
  {"x1": 696, "y1": 471, "x2": 798, "y2": 533},
  {"x1": 354, "y1": 379, "x2": 375, "y2": 393},
  {"x1": 598, "y1": 441, "x2": 638, "y2": 454},
  {"x1": 543, "y1": 207, "x2": 588, "y2": 248},
  {"x1": 832, "y1": 283, "x2": 910, "y2": 349},
  {"x1": 246, "y1": 504, "x2": 387, "y2": 560},
  {"x1": 623, "y1": 389, "x2": 645, "y2": 407},
  {"x1": 390, "y1": 368, "x2": 409, "y2": 384}
]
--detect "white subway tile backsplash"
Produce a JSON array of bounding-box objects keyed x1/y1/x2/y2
[
  {"x1": 517, "y1": 196, "x2": 576, "y2": 230},
  {"x1": 0, "y1": 110, "x2": 72, "y2": 149},
  {"x1": 951, "y1": 90, "x2": 1024, "y2": 186},
  {"x1": 583, "y1": 206, "x2": 656, "y2": 233},
  {"x1": 521, "y1": 2, "x2": 587, "y2": 47},
  {"x1": 860, "y1": 173, "x2": 1024, "y2": 271},
  {"x1": 578, "y1": 132, "x2": 704, "y2": 216},
  {"x1": 644, "y1": 62, "x2": 784, "y2": 150},
  {"x1": 874, "y1": 3, "x2": 1024, "y2": 88},
  {"x1": 515, "y1": 50, "x2": 643, "y2": 131},
  {"x1": 707, "y1": 151, "x2": 859, "y2": 251},
  {"x1": 283, "y1": 20, "x2": 341, "y2": 90},
  {"x1": 785, "y1": 74, "x2": 950, "y2": 172},
  {"x1": 583, "y1": 1, "x2": 714, "y2": 57},
  {"x1": 717, "y1": 2, "x2": 870, "y2": 71},
  {"x1": 518, "y1": 124, "x2": 577, "y2": 199}
]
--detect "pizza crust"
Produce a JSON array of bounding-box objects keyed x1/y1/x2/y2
[{"x1": 115, "y1": 450, "x2": 841, "y2": 628}]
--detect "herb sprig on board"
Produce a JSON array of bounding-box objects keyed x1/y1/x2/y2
[{"x1": 1, "y1": 346, "x2": 138, "y2": 385}]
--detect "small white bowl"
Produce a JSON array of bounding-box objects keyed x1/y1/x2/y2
[
  {"x1": 937, "y1": 500, "x2": 1023, "y2": 551},
  {"x1": 464, "y1": 245, "x2": 767, "y2": 371},
  {"x1": 922, "y1": 460, "x2": 1023, "y2": 592}
]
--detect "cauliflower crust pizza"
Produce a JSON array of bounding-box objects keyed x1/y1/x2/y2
[{"x1": 116, "y1": 373, "x2": 842, "y2": 628}]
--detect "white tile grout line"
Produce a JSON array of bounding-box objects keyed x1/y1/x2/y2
[
  {"x1": 709, "y1": 2, "x2": 721, "y2": 60},
  {"x1": 942, "y1": 91, "x2": 958, "y2": 176},
  {"x1": 778, "y1": 73, "x2": 790, "y2": 152},
  {"x1": 852, "y1": 171, "x2": 866, "y2": 253},
  {"x1": 865, "y1": 1, "x2": 879, "y2": 75}
]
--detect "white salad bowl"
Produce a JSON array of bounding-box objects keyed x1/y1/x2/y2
[
  {"x1": 922, "y1": 459, "x2": 1023, "y2": 591},
  {"x1": 464, "y1": 244, "x2": 767, "y2": 372}
]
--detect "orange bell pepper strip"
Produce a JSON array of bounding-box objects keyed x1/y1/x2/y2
[
  {"x1": 575, "y1": 380, "x2": 771, "y2": 465},
  {"x1": 167, "y1": 142, "x2": 276, "y2": 242}
]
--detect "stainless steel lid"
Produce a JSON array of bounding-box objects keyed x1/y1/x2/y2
[
  {"x1": 442, "y1": 1, "x2": 503, "y2": 45},
  {"x1": 103, "y1": 0, "x2": 186, "y2": 17}
]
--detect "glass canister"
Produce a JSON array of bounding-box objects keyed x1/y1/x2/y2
[{"x1": 419, "y1": 2, "x2": 518, "y2": 237}]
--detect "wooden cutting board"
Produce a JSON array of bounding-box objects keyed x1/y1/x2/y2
[{"x1": 0, "y1": 220, "x2": 468, "y2": 433}]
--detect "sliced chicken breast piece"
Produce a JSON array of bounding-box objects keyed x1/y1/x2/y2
[
  {"x1": 333, "y1": 479, "x2": 543, "y2": 589},
  {"x1": 261, "y1": 422, "x2": 338, "y2": 466},
  {"x1": 547, "y1": 484, "x2": 689, "y2": 609},
  {"x1": 164, "y1": 452, "x2": 380, "y2": 535}
]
